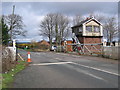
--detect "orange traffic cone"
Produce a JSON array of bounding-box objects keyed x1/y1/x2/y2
[{"x1": 27, "y1": 52, "x2": 32, "y2": 62}]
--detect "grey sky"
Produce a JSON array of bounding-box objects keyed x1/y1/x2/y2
[{"x1": 2, "y1": 2, "x2": 118, "y2": 42}]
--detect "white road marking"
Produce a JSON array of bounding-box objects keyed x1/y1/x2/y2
[
  {"x1": 56, "y1": 53, "x2": 61, "y2": 54},
  {"x1": 30, "y1": 62, "x2": 73, "y2": 66},
  {"x1": 35, "y1": 52, "x2": 46, "y2": 55},
  {"x1": 55, "y1": 58, "x2": 62, "y2": 60},
  {"x1": 56, "y1": 53, "x2": 68, "y2": 56},
  {"x1": 64, "y1": 64, "x2": 106, "y2": 81},
  {"x1": 77, "y1": 69, "x2": 104, "y2": 80},
  {"x1": 85, "y1": 72, "x2": 105, "y2": 81},
  {"x1": 71, "y1": 55, "x2": 81, "y2": 58},
  {"x1": 71, "y1": 62, "x2": 119, "y2": 76}
]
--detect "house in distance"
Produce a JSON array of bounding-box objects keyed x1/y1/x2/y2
[{"x1": 71, "y1": 17, "x2": 103, "y2": 54}]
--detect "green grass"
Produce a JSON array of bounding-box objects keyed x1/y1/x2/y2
[{"x1": 2, "y1": 61, "x2": 27, "y2": 89}]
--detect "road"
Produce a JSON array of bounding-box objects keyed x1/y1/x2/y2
[{"x1": 13, "y1": 50, "x2": 119, "y2": 88}]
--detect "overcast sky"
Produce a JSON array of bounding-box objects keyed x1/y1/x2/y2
[{"x1": 2, "y1": 2, "x2": 118, "y2": 42}]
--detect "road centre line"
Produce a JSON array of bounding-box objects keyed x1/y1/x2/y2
[
  {"x1": 63, "y1": 63, "x2": 106, "y2": 81},
  {"x1": 56, "y1": 53, "x2": 68, "y2": 56},
  {"x1": 56, "y1": 53, "x2": 81, "y2": 57},
  {"x1": 53, "y1": 56, "x2": 118, "y2": 76},
  {"x1": 83, "y1": 72, "x2": 105, "y2": 81},
  {"x1": 30, "y1": 62, "x2": 73, "y2": 66},
  {"x1": 55, "y1": 58, "x2": 62, "y2": 60},
  {"x1": 71, "y1": 62, "x2": 119, "y2": 76}
]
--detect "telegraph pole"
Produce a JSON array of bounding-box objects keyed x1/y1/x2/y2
[{"x1": 10, "y1": 5, "x2": 15, "y2": 41}]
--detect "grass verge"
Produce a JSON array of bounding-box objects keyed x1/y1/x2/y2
[{"x1": 2, "y1": 60, "x2": 27, "y2": 89}]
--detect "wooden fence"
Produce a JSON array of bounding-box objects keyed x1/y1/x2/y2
[{"x1": 102, "y1": 46, "x2": 119, "y2": 60}]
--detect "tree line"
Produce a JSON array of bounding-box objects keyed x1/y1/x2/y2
[
  {"x1": 39, "y1": 13, "x2": 118, "y2": 49},
  {"x1": 0, "y1": 12, "x2": 118, "y2": 47}
]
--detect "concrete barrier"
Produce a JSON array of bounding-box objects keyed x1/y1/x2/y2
[{"x1": 102, "y1": 46, "x2": 119, "y2": 60}]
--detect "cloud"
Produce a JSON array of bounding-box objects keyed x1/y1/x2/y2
[
  {"x1": 2, "y1": 2, "x2": 118, "y2": 41},
  {"x1": 2, "y1": 2, "x2": 45, "y2": 41},
  {"x1": 16, "y1": 6, "x2": 45, "y2": 41}
]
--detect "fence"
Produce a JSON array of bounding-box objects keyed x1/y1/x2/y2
[
  {"x1": 103, "y1": 41, "x2": 120, "y2": 46},
  {"x1": 102, "y1": 46, "x2": 119, "y2": 60}
]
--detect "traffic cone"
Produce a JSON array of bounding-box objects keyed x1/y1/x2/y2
[{"x1": 27, "y1": 52, "x2": 32, "y2": 62}]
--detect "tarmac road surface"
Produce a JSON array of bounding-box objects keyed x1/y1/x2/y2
[{"x1": 13, "y1": 50, "x2": 118, "y2": 88}]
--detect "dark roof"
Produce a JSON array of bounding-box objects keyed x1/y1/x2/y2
[{"x1": 71, "y1": 17, "x2": 101, "y2": 28}]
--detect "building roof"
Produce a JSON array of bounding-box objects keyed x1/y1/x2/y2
[
  {"x1": 38, "y1": 40, "x2": 50, "y2": 46},
  {"x1": 71, "y1": 17, "x2": 102, "y2": 28}
]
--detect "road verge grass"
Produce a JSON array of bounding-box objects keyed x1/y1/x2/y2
[{"x1": 2, "y1": 60, "x2": 27, "y2": 89}]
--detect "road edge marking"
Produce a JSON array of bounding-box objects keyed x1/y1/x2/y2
[{"x1": 71, "y1": 62, "x2": 119, "y2": 76}]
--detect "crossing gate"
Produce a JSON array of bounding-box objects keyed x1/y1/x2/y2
[{"x1": 66, "y1": 33, "x2": 103, "y2": 55}]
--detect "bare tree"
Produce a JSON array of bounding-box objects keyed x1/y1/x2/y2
[
  {"x1": 4, "y1": 14, "x2": 26, "y2": 39},
  {"x1": 39, "y1": 13, "x2": 71, "y2": 49},
  {"x1": 0, "y1": 16, "x2": 2, "y2": 44},
  {"x1": 54, "y1": 13, "x2": 59, "y2": 46},
  {"x1": 73, "y1": 14, "x2": 83, "y2": 25},
  {"x1": 93, "y1": 14, "x2": 105, "y2": 22},
  {"x1": 88, "y1": 13, "x2": 105, "y2": 22},
  {"x1": 39, "y1": 13, "x2": 55, "y2": 49},
  {"x1": 103, "y1": 16, "x2": 118, "y2": 43},
  {"x1": 58, "y1": 14, "x2": 70, "y2": 43},
  {"x1": 54, "y1": 13, "x2": 70, "y2": 45}
]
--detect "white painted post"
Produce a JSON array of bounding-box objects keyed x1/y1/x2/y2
[
  {"x1": 100, "y1": 25, "x2": 103, "y2": 36},
  {"x1": 65, "y1": 41, "x2": 67, "y2": 52},
  {"x1": 83, "y1": 24, "x2": 86, "y2": 36},
  {"x1": 13, "y1": 39, "x2": 16, "y2": 60},
  {"x1": 13, "y1": 39, "x2": 16, "y2": 51},
  {"x1": 13, "y1": 39, "x2": 16, "y2": 48}
]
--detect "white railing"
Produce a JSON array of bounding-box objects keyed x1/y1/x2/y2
[{"x1": 72, "y1": 33, "x2": 80, "y2": 44}]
